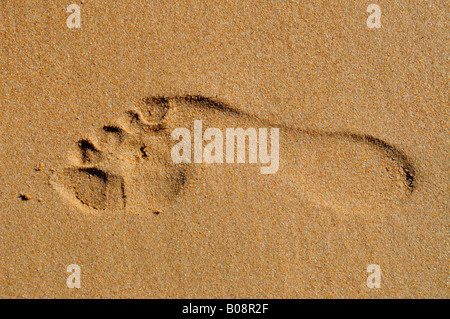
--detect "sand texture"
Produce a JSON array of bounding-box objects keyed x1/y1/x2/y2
[{"x1": 0, "y1": 1, "x2": 448, "y2": 298}]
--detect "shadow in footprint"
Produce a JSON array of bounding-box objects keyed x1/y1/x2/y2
[{"x1": 51, "y1": 167, "x2": 126, "y2": 212}]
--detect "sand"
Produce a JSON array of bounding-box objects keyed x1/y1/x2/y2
[{"x1": 0, "y1": 0, "x2": 448, "y2": 298}]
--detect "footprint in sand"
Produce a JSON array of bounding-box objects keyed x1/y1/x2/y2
[{"x1": 50, "y1": 95, "x2": 416, "y2": 215}]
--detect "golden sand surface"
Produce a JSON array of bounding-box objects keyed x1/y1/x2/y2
[{"x1": 0, "y1": 1, "x2": 448, "y2": 298}]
